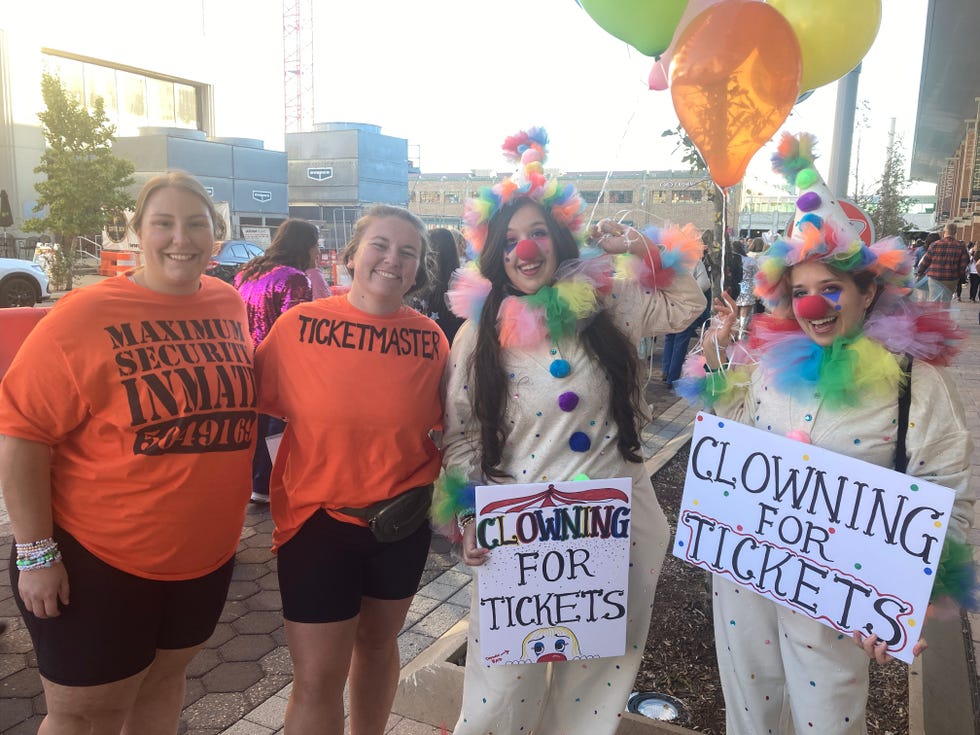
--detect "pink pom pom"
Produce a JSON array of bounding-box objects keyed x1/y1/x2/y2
[{"x1": 785, "y1": 430, "x2": 811, "y2": 444}]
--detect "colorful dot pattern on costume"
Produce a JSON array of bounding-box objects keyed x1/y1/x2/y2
[{"x1": 549, "y1": 359, "x2": 571, "y2": 378}]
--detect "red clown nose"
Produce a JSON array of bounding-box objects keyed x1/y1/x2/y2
[
  {"x1": 795, "y1": 294, "x2": 828, "y2": 320},
  {"x1": 515, "y1": 239, "x2": 540, "y2": 261}
]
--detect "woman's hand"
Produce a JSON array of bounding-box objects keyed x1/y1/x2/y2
[
  {"x1": 18, "y1": 564, "x2": 69, "y2": 619},
  {"x1": 590, "y1": 219, "x2": 645, "y2": 256},
  {"x1": 701, "y1": 293, "x2": 738, "y2": 368},
  {"x1": 852, "y1": 631, "x2": 927, "y2": 665},
  {"x1": 460, "y1": 521, "x2": 490, "y2": 567}
]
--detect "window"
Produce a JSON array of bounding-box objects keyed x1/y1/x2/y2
[
  {"x1": 675, "y1": 190, "x2": 703, "y2": 204},
  {"x1": 42, "y1": 53, "x2": 203, "y2": 137},
  {"x1": 581, "y1": 190, "x2": 604, "y2": 204},
  {"x1": 445, "y1": 192, "x2": 461, "y2": 204},
  {"x1": 419, "y1": 191, "x2": 441, "y2": 204},
  {"x1": 609, "y1": 191, "x2": 633, "y2": 204},
  {"x1": 147, "y1": 78, "x2": 176, "y2": 127}
]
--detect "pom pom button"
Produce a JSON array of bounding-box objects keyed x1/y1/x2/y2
[
  {"x1": 550, "y1": 359, "x2": 571, "y2": 378},
  {"x1": 558, "y1": 391, "x2": 580, "y2": 412},
  {"x1": 569, "y1": 432, "x2": 591, "y2": 452}
]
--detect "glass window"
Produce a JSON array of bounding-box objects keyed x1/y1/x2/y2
[
  {"x1": 609, "y1": 191, "x2": 634, "y2": 204},
  {"x1": 445, "y1": 192, "x2": 460, "y2": 204},
  {"x1": 420, "y1": 191, "x2": 441, "y2": 204},
  {"x1": 581, "y1": 190, "x2": 604, "y2": 204},
  {"x1": 85, "y1": 64, "x2": 118, "y2": 127},
  {"x1": 44, "y1": 56, "x2": 85, "y2": 104},
  {"x1": 146, "y1": 78, "x2": 176, "y2": 127},
  {"x1": 175, "y1": 83, "x2": 198, "y2": 129},
  {"x1": 118, "y1": 71, "x2": 147, "y2": 134}
]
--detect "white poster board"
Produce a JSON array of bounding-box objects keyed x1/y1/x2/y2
[
  {"x1": 474, "y1": 478, "x2": 632, "y2": 666},
  {"x1": 674, "y1": 413, "x2": 955, "y2": 663}
]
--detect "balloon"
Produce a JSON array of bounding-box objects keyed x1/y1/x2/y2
[
  {"x1": 579, "y1": 0, "x2": 689, "y2": 58},
  {"x1": 768, "y1": 0, "x2": 881, "y2": 91},
  {"x1": 648, "y1": 0, "x2": 725, "y2": 91},
  {"x1": 670, "y1": 0, "x2": 801, "y2": 188}
]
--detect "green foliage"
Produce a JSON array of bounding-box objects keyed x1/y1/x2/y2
[
  {"x1": 24, "y1": 73, "x2": 135, "y2": 290},
  {"x1": 854, "y1": 133, "x2": 914, "y2": 240},
  {"x1": 662, "y1": 124, "x2": 725, "y2": 297}
]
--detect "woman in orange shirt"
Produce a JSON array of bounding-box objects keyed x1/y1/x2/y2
[
  {"x1": 0, "y1": 172, "x2": 255, "y2": 734},
  {"x1": 255, "y1": 205, "x2": 448, "y2": 734}
]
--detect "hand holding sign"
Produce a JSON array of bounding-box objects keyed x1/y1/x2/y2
[{"x1": 674, "y1": 413, "x2": 952, "y2": 663}]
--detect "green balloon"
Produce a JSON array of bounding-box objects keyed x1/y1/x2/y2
[{"x1": 580, "y1": 0, "x2": 690, "y2": 57}]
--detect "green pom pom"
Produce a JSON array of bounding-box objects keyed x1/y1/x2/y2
[
  {"x1": 572, "y1": 473, "x2": 590, "y2": 481},
  {"x1": 796, "y1": 168, "x2": 820, "y2": 189}
]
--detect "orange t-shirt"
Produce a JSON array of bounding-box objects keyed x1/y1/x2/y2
[
  {"x1": 0, "y1": 275, "x2": 256, "y2": 580},
  {"x1": 255, "y1": 295, "x2": 448, "y2": 550}
]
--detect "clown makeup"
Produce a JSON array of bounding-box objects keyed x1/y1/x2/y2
[
  {"x1": 503, "y1": 202, "x2": 558, "y2": 295},
  {"x1": 790, "y1": 260, "x2": 875, "y2": 346}
]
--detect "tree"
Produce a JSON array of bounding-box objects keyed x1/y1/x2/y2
[
  {"x1": 661, "y1": 124, "x2": 727, "y2": 297},
  {"x1": 854, "y1": 130, "x2": 914, "y2": 240},
  {"x1": 24, "y1": 73, "x2": 135, "y2": 290}
]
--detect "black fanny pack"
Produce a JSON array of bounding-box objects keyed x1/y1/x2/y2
[{"x1": 339, "y1": 484, "x2": 433, "y2": 543}]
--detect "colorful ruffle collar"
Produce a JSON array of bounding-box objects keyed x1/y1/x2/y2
[
  {"x1": 446, "y1": 224, "x2": 703, "y2": 349},
  {"x1": 677, "y1": 300, "x2": 964, "y2": 409}
]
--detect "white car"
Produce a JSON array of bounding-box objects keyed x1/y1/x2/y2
[{"x1": 0, "y1": 257, "x2": 51, "y2": 307}]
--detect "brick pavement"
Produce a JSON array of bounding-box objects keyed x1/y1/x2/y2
[{"x1": 1, "y1": 301, "x2": 978, "y2": 734}]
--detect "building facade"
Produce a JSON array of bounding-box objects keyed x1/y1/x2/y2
[
  {"x1": 408, "y1": 170, "x2": 743, "y2": 241},
  {"x1": 935, "y1": 98, "x2": 980, "y2": 243}
]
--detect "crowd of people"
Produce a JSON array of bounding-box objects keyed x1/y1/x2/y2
[{"x1": 0, "y1": 127, "x2": 976, "y2": 735}]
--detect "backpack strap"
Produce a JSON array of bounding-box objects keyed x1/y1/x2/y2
[{"x1": 894, "y1": 355, "x2": 913, "y2": 473}]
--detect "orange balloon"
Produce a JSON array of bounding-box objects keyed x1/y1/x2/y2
[{"x1": 669, "y1": 0, "x2": 801, "y2": 188}]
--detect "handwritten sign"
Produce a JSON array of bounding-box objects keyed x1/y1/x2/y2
[
  {"x1": 474, "y1": 478, "x2": 632, "y2": 666},
  {"x1": 674, "y1": 413, "x2": 955, "y2": 663}
]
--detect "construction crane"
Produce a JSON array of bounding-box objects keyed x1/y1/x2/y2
[{"x1": 283, "y1": 0, "x2": 314, "y2": 134}]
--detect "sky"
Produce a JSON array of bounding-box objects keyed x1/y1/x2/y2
[
  {"x1": 217, "y1": 0, "x2": 930, "y2": 195},
  {"x1": 7, "y1": 0, "x2": 931, "y2": 196}
]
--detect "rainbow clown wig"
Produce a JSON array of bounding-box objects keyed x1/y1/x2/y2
[
  {"x1": 755, "y1": 132, "x2": 914, "y2": 310},
  {"x1": 462, "y1": 127, "x2": 587, "y2": 255}
]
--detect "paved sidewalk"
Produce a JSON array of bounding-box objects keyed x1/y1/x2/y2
[{"x1": 1, "y1": 300, "x2": 978, "y2": 734}]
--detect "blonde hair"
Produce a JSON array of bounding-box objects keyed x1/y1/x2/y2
[
  {"x1": 341, "y1": 204, "x2": 432, "y2": 294},
  {"x1": 129, "y1": 171, "x2": 219, "y2": 237}
]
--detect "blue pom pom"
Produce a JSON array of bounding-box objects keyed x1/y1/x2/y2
[
  {"x1": 569, "y1": 431, "x2": 591, "y2": 452},
  {"x1": 550, "y1": 359, "x2": 571, "y2": 378}
]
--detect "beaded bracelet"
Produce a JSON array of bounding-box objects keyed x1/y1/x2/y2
[
  {"x1": 456, "y1": 514, "x2": 476, "y2": 534},
  {"x1": 15, "y1": 537, "x2": 63, "y2": 571}
]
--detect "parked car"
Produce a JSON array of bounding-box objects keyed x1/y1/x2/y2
[
  {"x1": 204, "y1": 240, "x2": 265, "y2": 284},
  {"x1": 0, "y1": 257, "x2": 51, "y2": 307}
]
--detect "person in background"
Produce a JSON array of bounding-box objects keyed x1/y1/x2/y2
[
  {"x1": 917, "y1": 223, "x2": 970, "y2": 302},
  {"x1": 412, "y1": 227, "x2": 464, "y2": 344},
  {"x1": 661, "y1": 248, "x2": 712, "y2": 386},
  {"x1": 967, "y1": 242, "x2": 979, "y2": 302},
  {"x1": 0, "y1": 171, "x2": 255, "y2": 734},
  {"x1": 255, "y1": 205, "x2": 447, "y2": 735},
  {"x1": 723, "y1": 236, "x2": 744, "y2": 300},
  {"x1": 452, "y1": 227, "x2": 471, "y2": 265},
  {"x1": 734, "y1": 236, "x2": 765, "y2": 338},
  {"x1": 306, "y1": 256, "x2": 333, "y2": 300},
  {"x1": 433, "y1": 128, "x2": 706, "y2": 735},
  {"x1": 235, "y1": 218, "x2": 318, "y2": 504},
  {"x1": 680, "y1": 132, "x2": 973, "y2": 735}
]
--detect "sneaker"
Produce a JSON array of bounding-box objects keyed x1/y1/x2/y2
[{"x1": 250, "y1": 492, "x2": 270, "y2": 504}]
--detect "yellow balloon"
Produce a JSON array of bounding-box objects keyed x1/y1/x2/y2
[{"x1": 768, "y1": 0, "x2": 881, "y2": 91}]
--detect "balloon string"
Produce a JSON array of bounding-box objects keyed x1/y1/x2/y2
[
  {"x1": 718, "y1": 184, "x2": 729, "y2": 297},
  {"x1": 586, "y1": 88, "x2": 644, "y2": 230}
]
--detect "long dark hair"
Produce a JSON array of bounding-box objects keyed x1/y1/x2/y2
[
  {"x1": 237, "y1": 219, "x2": 318, "y2": 282},
  {"x1": 471, "y1": 198, "x2": 644, "y2": 479}
]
